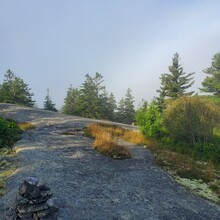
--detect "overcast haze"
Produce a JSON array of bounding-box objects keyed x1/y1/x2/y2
[{"x1": 0, "y1": 0, "x2": 220, "y2": 109}]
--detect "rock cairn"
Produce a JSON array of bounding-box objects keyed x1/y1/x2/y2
[{"x1": 16, "y1": 177, "x2": 59, "y2": 219}]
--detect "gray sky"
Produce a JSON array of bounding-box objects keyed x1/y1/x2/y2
[{"x1": 0, "y1": 0, "x2": 220, "y2": 109}]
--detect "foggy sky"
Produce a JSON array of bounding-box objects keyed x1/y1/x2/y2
[{"x1": 0, "y1": 0, "x2": 220, "y2": 109}]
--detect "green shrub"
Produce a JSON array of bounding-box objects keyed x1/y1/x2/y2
[
  {"x1": 163, "y1": 96, "x2": 220, "y2": 146},
  {"x1": 136, "y1": 103, "x2": 163, "y2": 138},
  {"x1": 0, "y1": 117, "x2": 22, "y2": 148}
]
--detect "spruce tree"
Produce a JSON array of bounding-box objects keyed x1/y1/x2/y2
[
  {"x1": 116, "y1": 88, "x2": 135, "y2": 124},
  {"x1": 157, "y1": 53, "x2": 194, "y2": 101},
  {"x1": 116, "y1": 98, "x2": 125, "y2": 123},
  {"x1": 0, "y1": 69, "x2": 35, "y2": 107},
  {"x1": 43, "y1": 89, "x2": 58, "y2": 112},
  {"x1": 78, "y1": 72, "x2": 105, "y2": 118},
  {"x1": 123, "y1": 88, "x2": 135, "y2": 124},
  {"x1": 62, "y1": 85, "x2": 80, "y2": 115},
  {"x1": 200, "y1": 52, "x2": 220, "y2": 96},
  {"x1": 106, "y1": 92, "x2": 117, "y2": 121}
]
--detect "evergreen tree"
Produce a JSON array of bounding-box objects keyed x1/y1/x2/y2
[
  {"x1": 62, "y1": 73, "x2": 116, "y2": 120},
  {"x1": 157, "y1": 53, "x2": 194, "y2": 102},
  {"x1": 116, "y1": 98, "x2": 125, "y2": 123},
  {"x1": 200, "y1": 52, "x2": 220, "y2": 96},
  {"x1": 123, "y1": 88, "x2": 135, "y2": 124},
  {"x1": 43, "y1": 89, "x2": 58, "y2": 112},
  {"x1": 0, "y1": 69, "x2": 35, "y2": 107},
  {"x1": 78, "y1": 72, "x2": 105, "y2": 118},
  {"x1": 62, "y1": 85, "x2": 80, "y2": 115},
  {"x1": 116, "y1": 88, "x2": 135, "y2": 124},
  {"x1": 106, "y1": 92, "x2": 117, "y2": 121},
  {"x1": 135, "y1": 99, "x2": 148, "y2": 126}
]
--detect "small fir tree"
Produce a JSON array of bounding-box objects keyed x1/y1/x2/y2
[
  {"x1": 200, "y1": 52, "x2": 220, "y2": 96},
  {"x1": 62, "y1": 85, "x2": 80, "y2": 115},
  {"x1": 43, "y1": 89, "x2": 58, "y2": 112},
  {"x1": 157, "y1": 53, "x2": 194, "y2": 104},
  {"x1": 116, "y1": 88, "x2": 135, "y2": 124}
]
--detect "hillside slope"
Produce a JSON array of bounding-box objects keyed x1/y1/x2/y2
[{"x1": 0, "y1": 104, "x2": 220, "y2": 220}]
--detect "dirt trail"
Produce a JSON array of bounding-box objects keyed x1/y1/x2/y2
[{"x1": 0, "y1": 104, "x2": 220, "y2": 220}]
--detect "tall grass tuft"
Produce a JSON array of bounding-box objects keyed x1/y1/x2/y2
[
  {"x1": 18, "y1": 122, "x2": 36, "y2": 131},
  {"x1": 87, "y1": 124, "x2": 131, "y2": 160}
]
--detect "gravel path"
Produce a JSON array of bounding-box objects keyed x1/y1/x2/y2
[{"x1": 0, "y1": 104, "x2": 220, "y2": 220}]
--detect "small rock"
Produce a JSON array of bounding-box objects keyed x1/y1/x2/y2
[
  {"x1": 16, "y1": 194, "x2": 29, "y2": 205},
  {"x1": 46, "y1": 198, "x2": 54, "y2": 207},
  {"x1": 17, "y1": 212, "x2": 33, "y2": 219},
  {"x1": 37, "y1": 209, "x2": 51, "y2": 218},
  {"x1": 40, "y1": 190, "x2": 53, "y2": 199},
  {"x1": 30, "y1": 195, "x2": 50, "y2": 204},
  {"x1": 17, "y1": 203, "x2": 49, "y2": 214},
  {"x1": 19, "y1": 182, "x2": 40, "y2": 199},
  {"x1": 37, "y1": 179, "x2": 46, "y2": 190},
  {"x1": 25, "y1": 177, "x2": 39, "y2": 186}
]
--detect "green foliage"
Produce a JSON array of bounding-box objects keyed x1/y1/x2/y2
[
  {"x1": 0, "y1": 69, "x2": 35, "y2": 107},
  {"x1": 116, "y1": 88, "x2": 135, "y2": 124},
  {"x1": 135, "y1": 100, "x2": 148, "y2": 126},
  {"x1": 157, "y1": 53, "x2": 194, "y2": 110},
  {"x1": 136, "y1": 102, "x2": 163, "y2": 138},
  {"x1": 0, "y1": 117, "x2": 22, "y2": 148},
  {"x1": 200, "y1": 95, "x2": 220, "y2": 106},
  {"x1": 62, "y1": 86, "x2": 80, "y2": 115},
  {"x1": 62, "y1": 73, "x2": 117, "y2": 121},
  {"x1": 163, "y1": 96, "x2": 220, "y2": 147},
  {"x1": 200, "y1": 52, "x2": 220, "y2": 96},
  {"x1": 43, "y1": 89, "x2": 58, "y2": 112},
  {"x1": 77, "y1": 73, "x2": 104, "y2": 118}
]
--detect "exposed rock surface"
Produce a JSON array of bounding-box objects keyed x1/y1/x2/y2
[{"x1": 0, "y1": 104, "x2": 220, "y2": 220}]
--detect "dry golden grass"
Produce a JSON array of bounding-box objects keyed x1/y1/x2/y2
[
  {"x1": 86, "y1": 123, "x2": 219, "y2": 200},
  {"x1": 87, "y1": 124, "x2": 131, "y2": 159},
  {"x1": 18, "y1": 122, "x2": 36, "y2": 131}
]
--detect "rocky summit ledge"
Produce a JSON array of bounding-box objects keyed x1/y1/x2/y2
[{"x1": 0, "y1": 104, "x2": 220, "y2": 220}]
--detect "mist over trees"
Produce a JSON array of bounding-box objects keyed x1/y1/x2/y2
[
  {"x1": 62, "y1": 72, "x2": 135, "y2": 124},
  {"x1": 1, "y1": 51, "x2": 220, "y2": 129}
]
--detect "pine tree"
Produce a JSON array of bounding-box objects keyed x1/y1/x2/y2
[
  {"x1": 106, "y1": 92, "x2": 117, "y2": 121},
  {"x1": 200, "y1": 52, "x2": 220, "y2": 96},
  {"x1": 116, "y1": 88, "x2": 135, "y2": 124},
  {"x1": 123, "y1": 88, "x2": 135, "y2": 124},
  {"x1": 78, "y1": 72, "x2": 105, "y2": 118},
  {"x1": 62, "y1": 85, "x2": 80, "y2": 115},
  {"x1": 0, "y1": 69, "x2": 35, "y2": 107},
  {"x1": 157, "y1": 53, "x2": 194, "y2": 101},
  {"x1": 43, "y1": 89, "x2": 58, "y2": 112},
  {"x1": 116, "y1": 98, "x2": 125, "y2": 123}
]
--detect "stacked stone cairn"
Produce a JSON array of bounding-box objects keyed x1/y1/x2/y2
[{"x1": 16, "y1": 177, "x2": 59, "y2": 219}]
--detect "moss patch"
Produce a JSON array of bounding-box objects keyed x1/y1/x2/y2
[{"x1": 175, "y1": 177, "x2": 220, "y2": 204}]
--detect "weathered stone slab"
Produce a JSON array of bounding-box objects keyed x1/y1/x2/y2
[{"x1": 17, "y1": 203, "x2": 48, "y2": 214}]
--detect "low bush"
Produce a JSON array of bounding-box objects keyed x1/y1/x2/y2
[
  {"x1": 163, "y1": 96, "x2": 220, "y2": 146},
  {"x1": 136, "y1": 102, "x2": 164, "y2": 138},
  {"x1": 0, "y1": 117, "x2": 22, "y2": 148}
]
